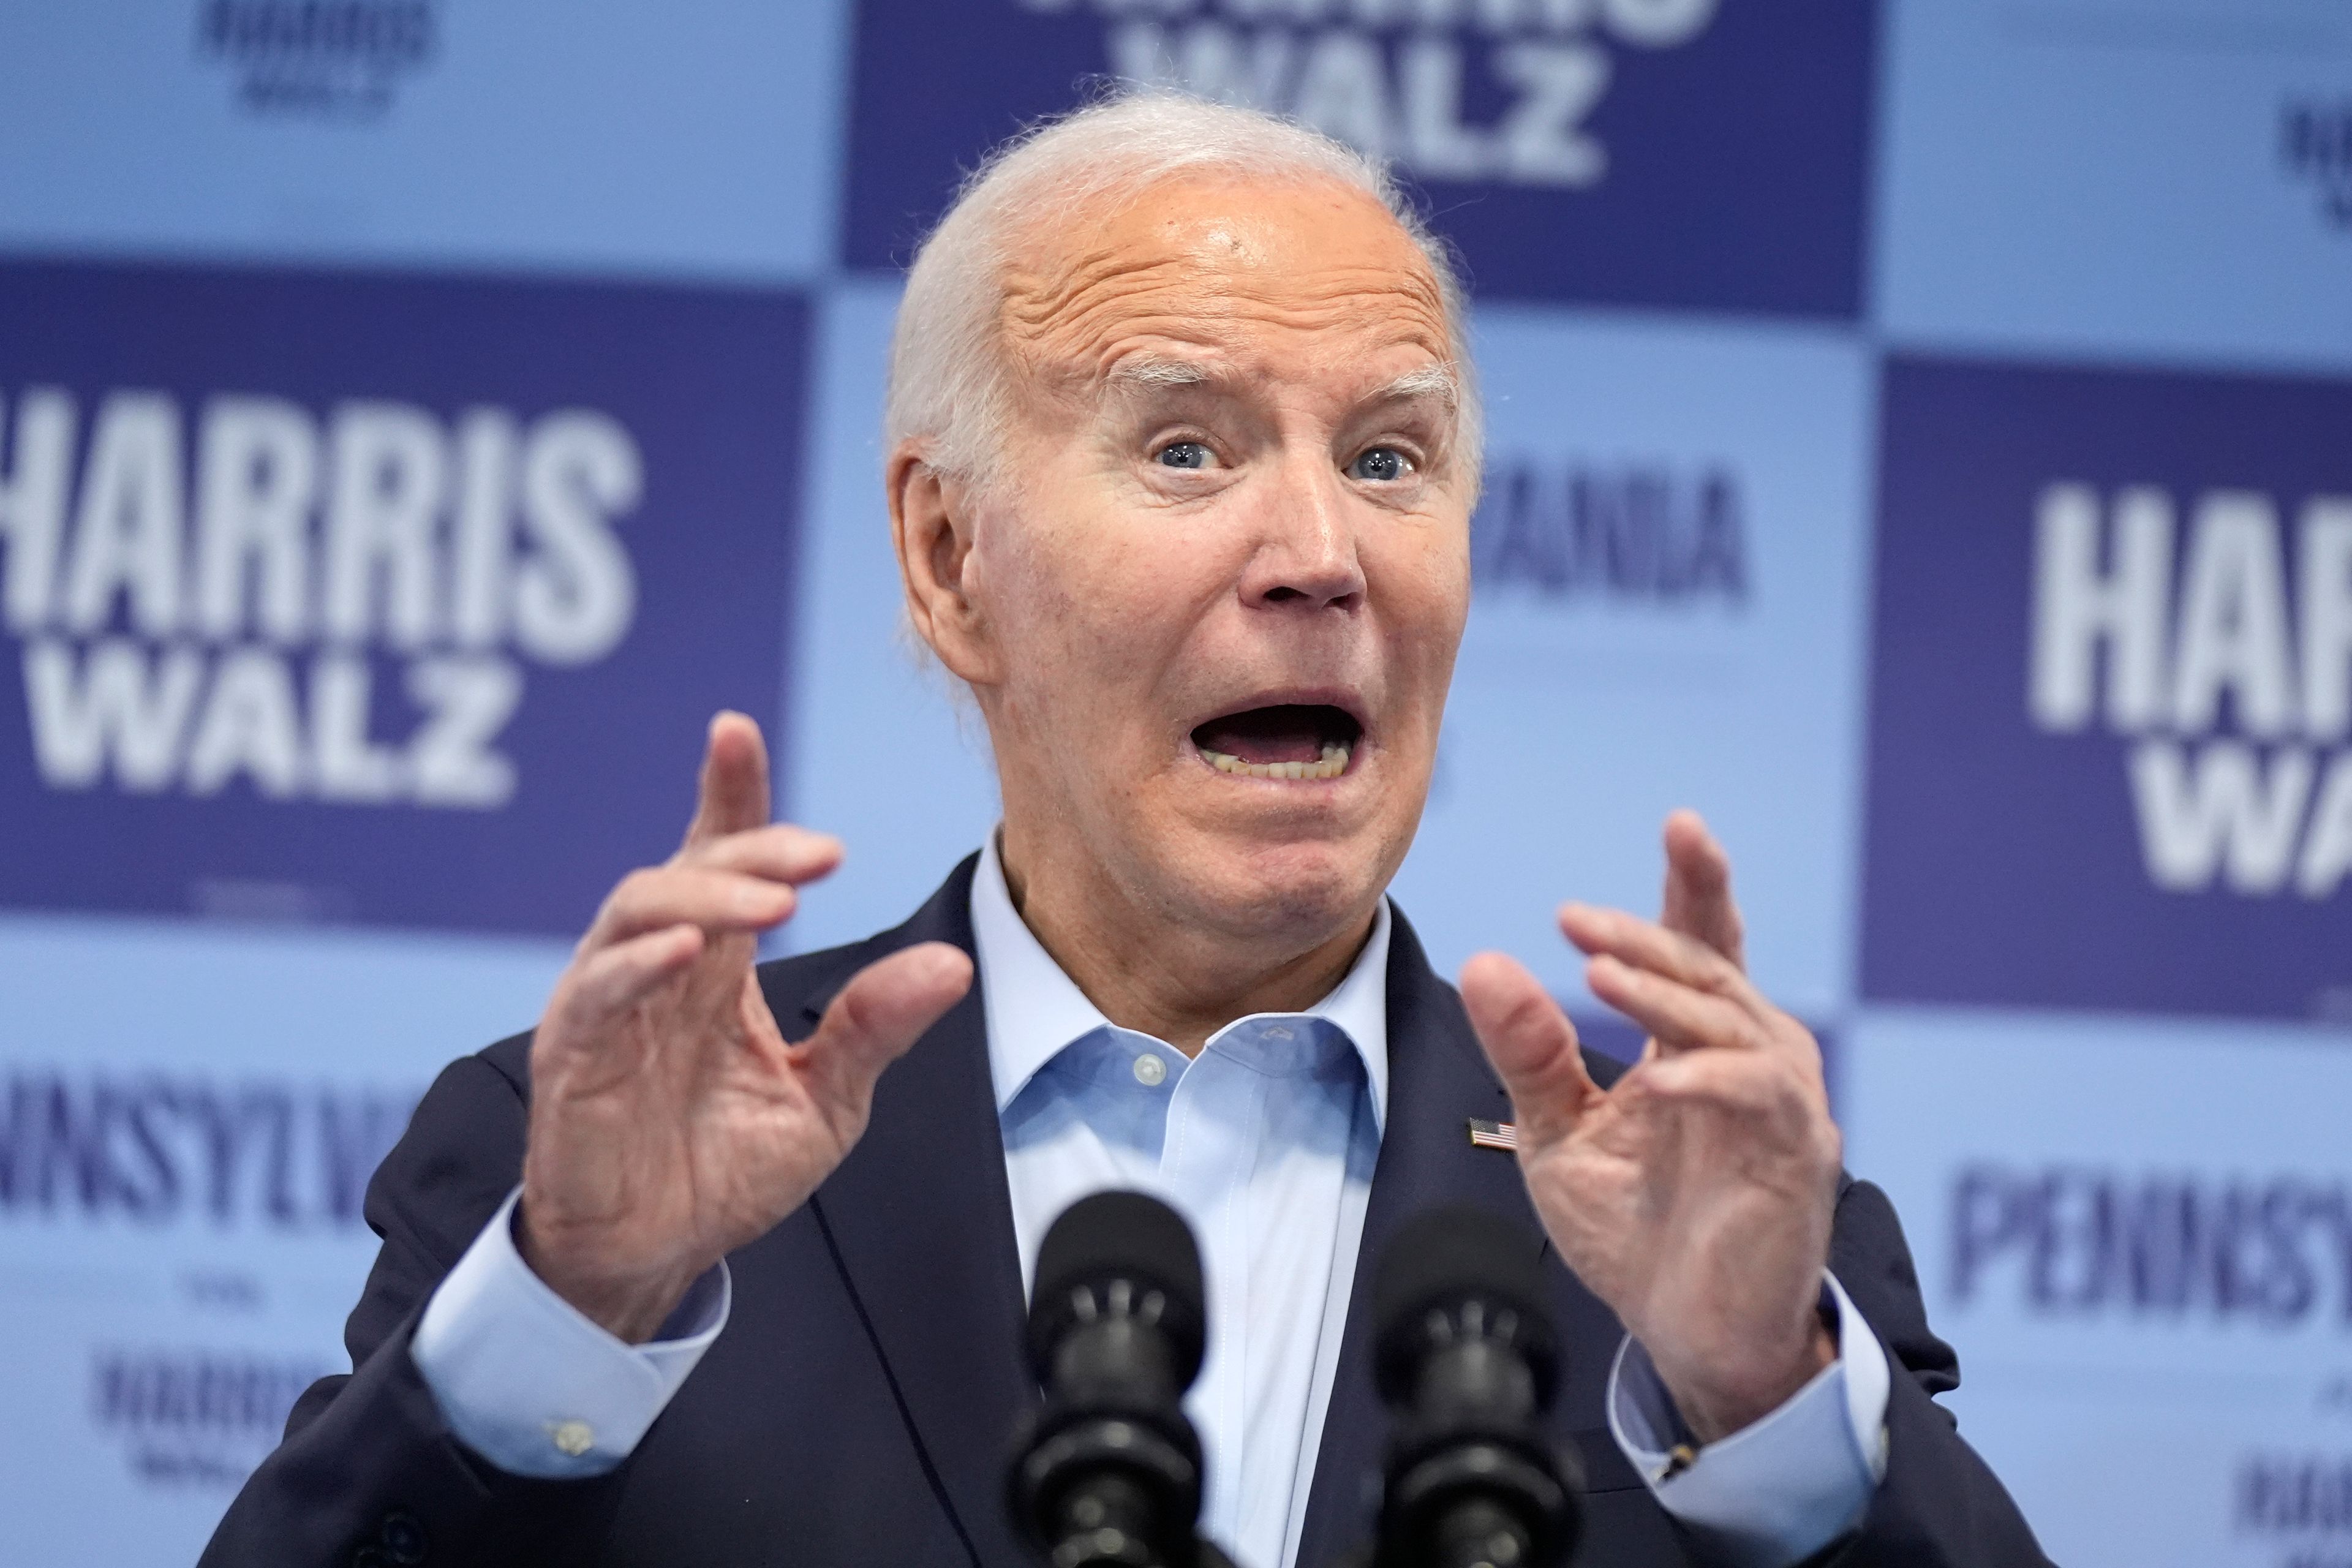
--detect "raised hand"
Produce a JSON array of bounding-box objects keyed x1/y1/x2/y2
[
  {"x1": 518, "y1": 712, "x2": 973, "y2": 1342},
  {"x1": 1458, "y1": 810, "x2": 1839, "y2": 1443}
]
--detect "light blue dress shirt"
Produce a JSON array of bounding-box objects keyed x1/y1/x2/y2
[
  {"x1": 970, "y1": 836, "x2": 1390, "y2": 1568},
  {"x1": 412, "y1": 837, "x2": 1891, "y2": 1568}
]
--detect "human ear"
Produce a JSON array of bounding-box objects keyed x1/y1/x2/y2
[{"x1": 886, "y1": 443, "x2": 1000, "y2": 687}]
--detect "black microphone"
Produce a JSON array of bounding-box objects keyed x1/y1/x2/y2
[
  {"x1": 1369, "y1": 1206, "x2": 1582, "y2": 1568},
  {"x1": 1008, "y1": 1190, "x2": 1218, "y2": 1568}
]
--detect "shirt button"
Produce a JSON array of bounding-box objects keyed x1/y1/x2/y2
[
  {"x1": 549, "y1": 1419, "x2": 595, "y2": 1457},
  {"x1": 1132, "y1": 1053, "x2": 1167, "y2": 1087}
]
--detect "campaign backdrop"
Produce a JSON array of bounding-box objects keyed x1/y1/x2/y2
[
  {"x1": 2, "y1": 2, "x2": 2348, "y2": 1564},
  {"x1": 843, "y1": 0, "x2": 1877, "y2": 315},
  {"x1": 1862, "y1": 355, "x2": 2352, "y2": 1022},
  {"x1": 1841, "y1": 1010, "x2": 2352, "y2": 1568},
  {"x1": 0, "y1": 258, "x2": 809, "y2": 934}
]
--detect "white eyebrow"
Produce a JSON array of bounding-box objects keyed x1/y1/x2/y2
[
  {"x1": 1105, "y1": 357, "x2": 1459, "y2": 409},
  {"x1": 1374, "y1": 363, "x2": 1460, "y2": 410},
  {"x1": 1105, "y1": 356, "x2": 1215, "y2": 390}
]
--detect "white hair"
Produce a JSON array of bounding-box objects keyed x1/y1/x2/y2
[{"x1": 884, "y1": 87, "x2": 1482, "y2": 491}]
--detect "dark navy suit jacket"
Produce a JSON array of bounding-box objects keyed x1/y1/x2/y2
[{"x1": 202, "y1": 857, "x2": 2050, "y2": 1567}]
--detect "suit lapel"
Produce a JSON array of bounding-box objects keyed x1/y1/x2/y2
[
  {"x1": 792, "y1": 872, "x2": 1627, "y2": 1568},
  {"x1": 1293, "y1": 911, "x2": 1547, "y2": 1568},
  {"x1": 794, "y1": 855, "x2": 1036, "y2": 1567}
]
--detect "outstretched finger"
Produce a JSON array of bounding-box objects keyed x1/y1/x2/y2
[
  {"x1": 793, "y1": 942, "x2": 975, "y2": 1129},
  {"x1": 544, "y1": 924, "x2": 705, "y2": 1042},
  {"x1": 682, "y1": 712, "x2": 772, "y2": 850},
  {"x1": 1458, "y1": 952, "x2": 1602, "y2": 1145},
  {"x1": 1560, "y1": 903, "x2": 1761, "y2": 1016},
  {"x1": 680, "y1": 821, "x2": 845, "y2": 886},
  {"x1": 1586, "y1": 952, "x2": 1765, "y2": 1057},
  {"x1": 1659, "y1": 809, "x2": 1744, "y2": 970},
  {"x1": 538, "y1": 926, "x2": 710, "y2": 1062},
  {"x1": 587, "y1": 866, "x2": 800, "y2": 948}
]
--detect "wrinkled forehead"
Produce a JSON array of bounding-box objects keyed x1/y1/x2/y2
[{"x1": 995, "y1": 171, "x2": 1453, "y2": 406}]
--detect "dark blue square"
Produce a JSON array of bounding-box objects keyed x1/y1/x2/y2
[
  {"x1": 0, "y1": 260, "x2": 810, "y2": 937},
  {"x1": 1861, "y1": 355, "x2": 2352, "y2": 1022},
  {"x1": 842, "y1": 0, "x2": 1876, "y2": 318}
]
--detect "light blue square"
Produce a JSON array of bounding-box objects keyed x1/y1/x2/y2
[
  {"x1": 1392, "y1": 306, "x2": 1877, "y2": 1020},
  {"x1": 0, "y1": 1, "x2": 850, "y2": 281},
  {"x1": 1874, "y1": 0, "x2": 2352, "y2": 372}
]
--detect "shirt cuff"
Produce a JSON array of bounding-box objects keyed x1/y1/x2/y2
[
  {"x1": 410, "y1": 1186, "x2": 731, "y2": 1478},
  {"x1": 1606, "y1": 1271, "x2": 1891, "y2": 1568}
]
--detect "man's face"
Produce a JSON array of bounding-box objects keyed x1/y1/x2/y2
[{"x1": 962, "y1": 172, "x2": 1474, "y2": 944}]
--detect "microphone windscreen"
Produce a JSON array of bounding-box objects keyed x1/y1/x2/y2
[
  {"x1": 1029, "y1": 1189, "x2": 1207, "y2": 1385},
  {"x1": 1371, "y1": 1205, "x2": 1556, "y2": 1402}
]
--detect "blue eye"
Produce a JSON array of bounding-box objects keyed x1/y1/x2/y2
[
  {"x1": 1157, "y1": 441, "x2": 1212, "y2": 470},
  {"x1": 1349, "y1": 447, "x2": 1411, "y2": 483}
]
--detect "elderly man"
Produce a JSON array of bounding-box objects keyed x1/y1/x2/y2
[{"x1": 205, "y1": 94, "x2": 2045, "y2": 1568}]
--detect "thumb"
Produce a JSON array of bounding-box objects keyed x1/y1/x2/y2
[
  {"x1": 1459, "y1": 951, "x2": 1600, "y2": 1144},
  {"x1": 795, "y1": 942, "x2": 974, "y2": 1129}
]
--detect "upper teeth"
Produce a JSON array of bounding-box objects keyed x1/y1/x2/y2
[{"x1": 1202, "y1": 742, "x2": 1350, "y2": 780}]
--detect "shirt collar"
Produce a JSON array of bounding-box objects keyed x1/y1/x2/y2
[{"x1": 969, "y1": 832, "x2": 1390, "y2": 1132}]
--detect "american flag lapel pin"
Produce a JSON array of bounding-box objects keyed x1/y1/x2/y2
[{"x1": 1466, "y1": 1117, "x2": 1518, "y2": 1152}]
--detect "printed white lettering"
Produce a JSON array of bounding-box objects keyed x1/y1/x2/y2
[
  {"x1": 2029, "y1": 483, "x2": 2171, "y2": 734},
  {"x1": 2129, "y1": 741, "x2": 2313, "y2": 895},
  {"x1": 1293, "y1": 29, "x2": 1392, "y2": 155},
  {"x1": 450, "y1": 407, "x2": 518, "y2": 649},
  {"x1": 23, "y1": 638, "x2": 203, "y2": 792},
  {"x1": 1107, "y1": 21, "x2": 1295, "y2": 108},
  {"x1": 2028, "y1": 482, "x2": 2352, "y2": 902},
  {"x1": 2171, "y1": 491, "x2": 2299, "y2": 739},
  {"x1": 1400, "y1": 39, "x2": 1488, "y2": 177},
  {"x1": 2296, "y1": 752, "x2": 2352, "y2": 899},
  {"x1": 308, "y1": 652, "x2": 404, "y2": 803},
  {"x1": 1600, "y1": 0, "x2": 1714, "y2": 48},
  {"x1": 194, "y1": 396, "x2": 317, "y2": 644},
  {"x1": 2300, "y1": 499, "x2": 2352, "y2": 743},
  {"x1": 1103, "y1": 1, "x2": 1690, "y2": 187},
  {"x1": 0, "y1": 389, "x2": 75, "y2": 634},
  {"x1": 23, "y1": 640, "x2": 526, "y2": 806},
  {"x1": 1493, "y1": 40, "x2": 1609, "y2": 185},
  {"x1": 405, "y1": 655, "x2": 521, "y2": 808},
  {"x1": 323, "y1": 402, "x2": 444, "y2": 650},
  {"x1": 184, "y1": 647, "x2": 304, "y2": 798},
  {"x1": 514, "y1": 412, "x2": 638, "y2": 666},
  {"x1": 6, "y1": 384, "x2": 643, "y2": 812},
  {"x1": 62, "y1": 394, "x2": 186, "y2": 639}
]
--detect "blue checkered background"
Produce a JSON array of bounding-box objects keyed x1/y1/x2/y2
[{"x1": 1, "y1": 3, "x2": 2348, "y2": 1562}]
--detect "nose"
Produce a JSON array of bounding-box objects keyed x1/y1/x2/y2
[{"x1": 1240, "y1": 458, "x2": 1366, "y2": 613}]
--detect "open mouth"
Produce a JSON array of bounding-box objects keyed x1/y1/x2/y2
[{"x1": 1189, "y1": 704, "x2": 1362, "y2": 781}]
